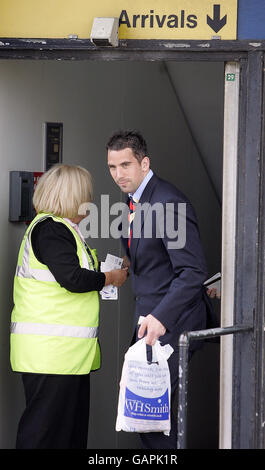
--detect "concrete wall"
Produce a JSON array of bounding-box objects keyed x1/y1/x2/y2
[{"x1": 0, "y1": 59, "x2": 222, "y2": 448}]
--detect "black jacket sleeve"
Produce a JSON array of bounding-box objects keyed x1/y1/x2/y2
[{"x1": 31, "y1": 218, "x2": 106, "y2": 293}]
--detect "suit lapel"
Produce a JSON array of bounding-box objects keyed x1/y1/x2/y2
[
  {"x1": 119, "y1": 196, "x2": 130, "y2": 257},
  {"x1": 129, "y1": 174, "x2": 159, "y2": 264}
]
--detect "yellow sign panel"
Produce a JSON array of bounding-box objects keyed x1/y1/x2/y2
[{"x1": 0, "y1": 0, "x2": 237, "y2": 40}]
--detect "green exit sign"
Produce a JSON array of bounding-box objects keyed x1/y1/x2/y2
[{"x1": 226, "y1": 73, "x2": 236, "y2": 81}]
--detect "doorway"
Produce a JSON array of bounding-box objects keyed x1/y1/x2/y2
[{"x1": 1, "y1": 58, "x2": 225, "y2": 449}]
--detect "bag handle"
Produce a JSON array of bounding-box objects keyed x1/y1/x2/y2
[{"x1": 146, "y1": 343, "x2": 158, "y2": 365}]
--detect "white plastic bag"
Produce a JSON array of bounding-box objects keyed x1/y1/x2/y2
[{"x1": 116, "y1": 338, "x2": 174, "y2": 435}]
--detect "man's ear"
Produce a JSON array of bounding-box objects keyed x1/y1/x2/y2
[{"x1": 141, "y1": 156, "x2": 150, "y2": 171}]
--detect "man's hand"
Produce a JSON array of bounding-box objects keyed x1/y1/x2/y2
[
  {"x1": 138, "y1": 314, "x2": 166, "y2": 346},
  {"x1": 122, "y1": 255, "x2": 130, "y2": 269},
  {"x1": 207, "y1": 287, "x2": 221, "y2": 299}
]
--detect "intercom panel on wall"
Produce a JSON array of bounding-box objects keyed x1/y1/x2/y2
[
  {"x1": 43, "y1": 122, "x2": 63, "y2": 171},
  {"x1": 9, "y1": 171, "x2": 43, "y2": 222}
]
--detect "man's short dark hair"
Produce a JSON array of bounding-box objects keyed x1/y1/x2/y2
[{"x1": 106, "y1": 130, "x2": 148, "y2": 163}]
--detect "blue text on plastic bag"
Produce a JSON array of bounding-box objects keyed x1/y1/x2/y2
[{"x1": 124, "y1": 388, "x2": 169, "y2": 420}]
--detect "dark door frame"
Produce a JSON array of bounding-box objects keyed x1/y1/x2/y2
[{"x1": 233, "y1": 50, "x2": 265, "y2": 449}]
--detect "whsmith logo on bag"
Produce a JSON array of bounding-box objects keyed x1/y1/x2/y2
[{"x1": 124, "y1": 388, "x2": 169, "y2": 420}]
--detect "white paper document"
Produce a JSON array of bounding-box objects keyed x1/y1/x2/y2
[{"x1": 100, "y1": 254, "x2": 123, "y2": 300}]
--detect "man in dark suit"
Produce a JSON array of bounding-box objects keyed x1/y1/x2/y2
[{"x1": 107, "y1": 130, "x2": 211, "y2": 449}]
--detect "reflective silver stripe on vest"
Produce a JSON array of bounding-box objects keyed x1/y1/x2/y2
[
  {"x1": 16, "y1": 263, "x2": 57, "y2": 282},
  {"x1": 16, "y1": 216, "x2": 92, "y2": 282},
  {"x1": 82, "y1": 249, "x2": 90, "y2": 270},
  {"x1": 10, "y1": 322, "x2": 98, "y2": 339}
]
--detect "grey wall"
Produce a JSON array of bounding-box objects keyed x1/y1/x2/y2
[{"x1": 0, "y1": 59, "x2": 222, "y2": 449}]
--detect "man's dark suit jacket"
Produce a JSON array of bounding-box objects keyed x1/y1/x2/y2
[{"x1": 121, "y1": 173, "x2": 215, "y2": 354}]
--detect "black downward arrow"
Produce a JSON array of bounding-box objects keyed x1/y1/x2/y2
[{"x1": 207, "y1": 4, "x2": 227, "y2": 33}]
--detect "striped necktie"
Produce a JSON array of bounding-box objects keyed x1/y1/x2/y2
[{"x1": 128, "y1": 195, "x2": 138, "y2": 248}]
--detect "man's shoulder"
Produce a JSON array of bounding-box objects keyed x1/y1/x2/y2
[{"x1": 151, "y1": 174, "x2": 190, "y2": 204}]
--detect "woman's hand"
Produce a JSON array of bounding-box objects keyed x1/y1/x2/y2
[{"x1": 104, "y1": 268, "x2": 128, "y2": 287}]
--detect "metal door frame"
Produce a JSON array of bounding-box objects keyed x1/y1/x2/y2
[{"x1": 232, "y1": 50, "x2": 264, "y2": 449}]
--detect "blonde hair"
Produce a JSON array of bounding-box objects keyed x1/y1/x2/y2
[{"x1": 33, "y1": 164, "x2": 93, "y2": 218}]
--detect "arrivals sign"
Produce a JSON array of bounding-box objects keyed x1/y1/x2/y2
[{"x1": 0, "y1": 0, "x2": 237, "y2": 40}]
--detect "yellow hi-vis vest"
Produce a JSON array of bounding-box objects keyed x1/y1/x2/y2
[{"x1": 10, "y1": 213, "x2": 100, "y2": 375}]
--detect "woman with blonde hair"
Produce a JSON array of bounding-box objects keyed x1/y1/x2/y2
[{"x1": 10, "y1": 164, "x2": 128, "y2": 449}]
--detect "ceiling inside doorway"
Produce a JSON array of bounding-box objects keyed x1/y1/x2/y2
[{"x1": 165, "y1": 61, "x2": 224, "y2": 203}]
